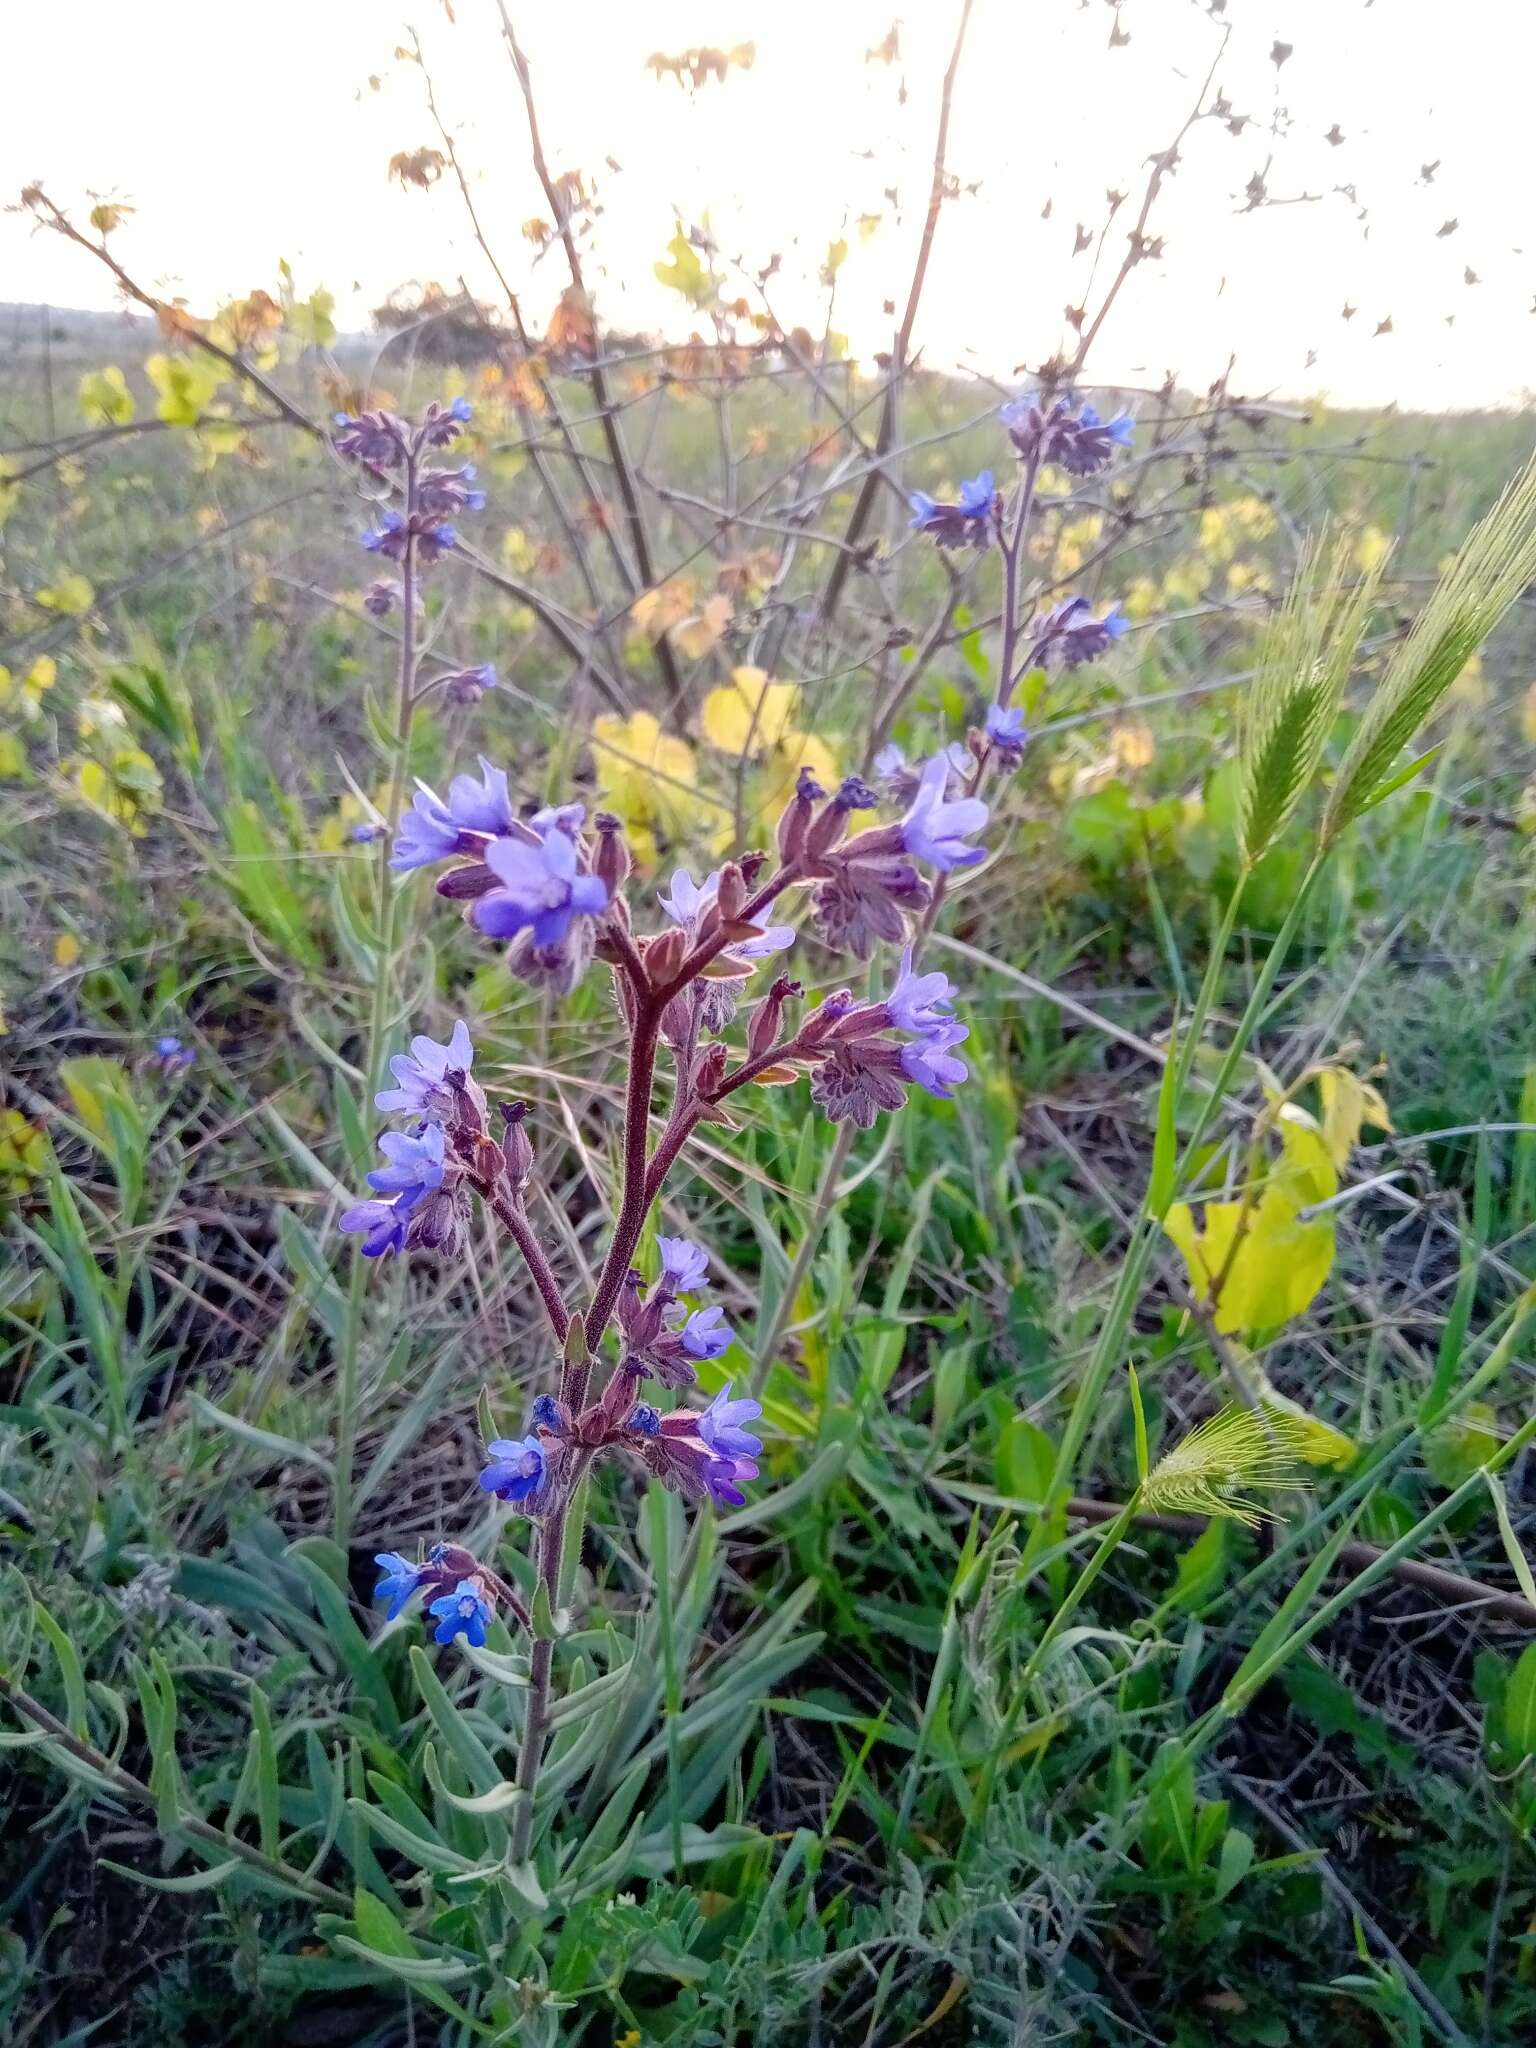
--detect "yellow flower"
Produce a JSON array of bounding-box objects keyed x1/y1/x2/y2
[
  {"x1": 72, "y1": 747, "x2": 163, "y2": 835},
  {"x1": 591, "y1": 710, "x2": 707, "y2": 867},
  {"x1": 0, "y1": 1108, "x2": 50, "y2": 1194},
  {"x1": 1353, "y1": 524, "x2": 1392, "y2": 575},
  {"x1": 700, "y1": 667, "x2": 803, "y2": 755}
]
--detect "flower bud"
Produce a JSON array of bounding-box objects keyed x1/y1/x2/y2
[
  {"x1": 593, "y1": 811, "x2": 632, "y2": 894},
  {"x1": 644, "y1": 926, "x2": 688, "y2": 986},
  {"x1": 500, "y1": 1100, "x2": 534, "y2": 1187},
  {"x1": 739, "y1": 849, "x2": 769, "y2": 887},
  {"x1": 748, "y1": 974, "x2": 801, "y2": 1057},
  {"x1": 690, "y1": 1041, "x2": 729, "y2": 1099},
  {"x1": 436, "y1": 860, "x2": 498, "y2": 900},
  {"x1": 806, "y1": 776, "x2": 878, "y2": 860},
  {"x1": 799, "y1": 990, "x2": 856, "y2": 1045},
  {"x1": 715, "y1": 862, "x2": 748, "y2": 922},
  {"x1": 775, "y1": 765, "x2": 825, "y2": 865}
]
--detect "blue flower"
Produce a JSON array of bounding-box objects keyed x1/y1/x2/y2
[
  {"x1": 376, "y1": 1020, "x2": 475, "y2": 1118},
  {"x1": 1031, "y1": 596, "x2": 1128, "y2": 669},
  {"x1": 392, "y1": 787, "x2": 462, "y2": 871},
  {"x1": 373, "y1": 1551, "x2": 423, "y2": 1620},
  {"x1": 366, "y1": 1123, "x2": 446, "y2": 1210},
  {"x1": 679, "y1": 1305, "x2": 733, "y2": 1361},
  {"x1": 340, "y1": 1198, "x2": 410, "y2": 1258},
  {"x1": 900, "y1": 1020, "x2": 970, "y2": 1099},
  {"x1": 428, "y1": 1578, "x2": 492, "y2": 1647},
  {"x1": 630, "y1": 1402, "x2": 661, "y2": 1436},
  {"x1": 900, "y1": 753, "x2": 989, "y2": 872},
  {"x1": 697, "y1": 1384, "x2": 763, "y2": 1465},
  {"x1": 472, "y1": 824, "x2": 610, "y2": 946},
  {"x1": 658, "y1": 868, "x2": 715, "y2": 926},
  {"x1": 479, "y1": 1435, "x2": 547, "y2": 1504},
  {"x1": 885, "y1": 949, "x2": 957, "y2": 1035},
  {"x1": 984, "y1": 704, "x2": 1029, "y2": 755},
  {"x1": 361, "y1": 508, "x2": 406, "y2": 556},
  {"x1": 908, "y1": 471, "x2": 997, "y2": 549},
  {"x1": 391, "y1": 760, "x2": 513, "y2": 872},
  {"x1": 1001, "y1": 394, "x2": 1134, "y2": 475},
  {"x1": 659, "y1": 867, "x2": 794, "y2": 958},
  {"x1": 658, "y1": 1235, "x2": 710, "y2": 1292},
  {"x1": 153, "y1": 1035, "x2": 195, "y2": 1076},
  {"x1": 351, "y1": 821, "x2": 386, "y2": 843}
]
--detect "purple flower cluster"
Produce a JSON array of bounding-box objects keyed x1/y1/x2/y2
[
  {"x1": 1026, "y1": 594, "x2": 1128, "y2": 670},
  {"x1": 372, "y1": 1541, "x2": 499, "y2": 1646},
  {"x1": 616, "y1": 1236, "x2": 736, "y2": 1389},
  {"x1": 909, "y1": 470, "x2": 1000, "y2": 549},
  {"x1": 790, "y1": 752, "x2": 989, "y2": 960},
  {"x1": 1001, "y1": 393, "x2": 1134, "y2": 475},
  {"x1": 795, "y1": 952, "x2": 970, "y2": 1129},
  {"x1": 333, "y1": 396, "x2": 480, "y2": 593},
  {"x1": 340, "y1": 1020, "x2": 481, "y2": 1258},
  {"x1": 391, "y1": 769, "x2": 614, "y2": 994}
]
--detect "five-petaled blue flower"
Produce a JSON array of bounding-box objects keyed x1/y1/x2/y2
[
  {"x1": 678, "y1": 1305, "x2": 733, "y2": 1361},
  {"x1": 657, "y1": 1235, "x2": 711, "y2": 1293},
  {"x1": 479, "y1": 1435, "x2": 547, "y2": 1504},
  {"x1": 366, "y1": 1123, "x2": 446, "y2": 1208},
  {"x1": 900, "y1": 1020, "x2": 970, "y2": 1100},
  {"x1": 376, "y1": 1019, "x2": 475, "y2": 1119},
  {"x1": 908, "y1": 471, "x2": 997, "y2": 549},
  {"x1": 900, "y1": 753, "x2": 990, "y2": 872},
  {"x1": 391, "y1": 759, "x2": 514, "y2": 872},
  {"x1": 985, "y1": 704, "x2": 1029, "y2": 758},
  {"x1": 472, "y1": 824, "x2": 610, "y2": 945},
  {"x1": 373, "y1": 1552, "x2": 423, "y2": 1620},
  {"x1": 428, "y1": 1579, "x2": 492, "y2": 1647},
  {"x1": 659, "y1": 869, "x2": 796, "y2": 958},
  {"x1": 339, "y1": 1197, "x2": 409, "y2": 1258},
  {"x1": 885, "y1": 949, "x2": 958, "y2": 1036},
  {"x1": 697, "y1": 1384, "x2": 763, "y2": 1465}
]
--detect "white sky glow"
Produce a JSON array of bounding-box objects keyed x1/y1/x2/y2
[{"x1": 4, "y1": 0, "x2": 1534, "y2": 410}]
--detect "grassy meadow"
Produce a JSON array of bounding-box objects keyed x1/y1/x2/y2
[{"x1": 4, "y1": 293, "x2": 1536, "y2": 2048}]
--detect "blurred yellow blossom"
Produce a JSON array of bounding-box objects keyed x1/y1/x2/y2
[
  {"x1": 1353, "y1": 524, "x2": 1393, "y2": 574},
  {"x1": 0, "y1": 1109, "x2": 50, "y2": 1195},
  {"x1": 72, "y1": 747, "x2": 163, "y2": 834},
  {"x1": 0, "y1": 656, "x2": 57, "y2": 720},
  {"x1": 700, "y1": 668, "x2": 803, "y2": 754},
  {"x1": 591, "y1": 710, "x2": 708, "y2": 867}
]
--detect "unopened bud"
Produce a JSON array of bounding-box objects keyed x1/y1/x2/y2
[
  {"x1": 715, "y1": 862, "x2": 748, "y2": 921},
  {"x1": 806, "y1": 776, "x2": 878, "y2": 860},
  {"x1": 500, "y1": 1100, "x2": 535, "y2": 1186},
  {"x1": 689, "y1": 1041, "x2": 729, "y2": 1099},
  {"x1": 739, "y1": 849, "x2": 769, "y2": 887},
  {"x1": 645, "y1": 927, "x2": 687, "y2": 986},
  {"x1": 593, "y1": 811, "x2": 632, "y2": 893},
  {"x1": 436, "y1": 860, "x2": 497, "y2": 900},
  {"x1": 775, "y1": 765, "x2": 825, "y2": 865},
  {"x1": 799, "y1": 990, "x2": 856, "y2": 1045},
  {"x1": 748, "y1": 974, "x2": 801, "y2": 1057}
]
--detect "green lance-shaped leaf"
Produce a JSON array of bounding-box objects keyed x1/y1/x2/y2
[
  {"x1": 1239, "y1": 527, "x2": 1386, "y2": 866},
  {"x1": 1322, "y1": 448, "x2": 1536, "y2": 846},
  {"x1": 1139, "y1": 1404, "x2": 1314, "y2": 1527}
]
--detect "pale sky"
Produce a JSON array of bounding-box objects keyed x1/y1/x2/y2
[{"x1": 4, "y1": 0, "x2": 1534, "y2": 410}]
